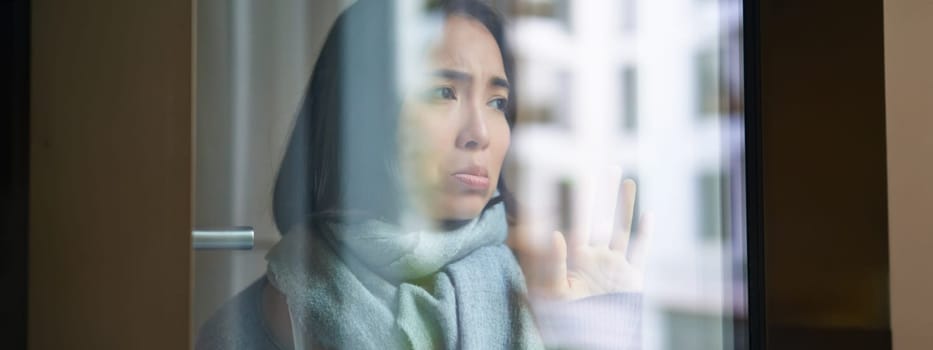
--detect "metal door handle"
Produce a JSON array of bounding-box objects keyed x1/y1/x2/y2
[{"x1": 193, "y1": 227, "x2": 254, "y2": 250}]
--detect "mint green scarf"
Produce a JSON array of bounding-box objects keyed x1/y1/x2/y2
[{"x1": 266, "y1": 201, "x2": 544, "y2": 349}]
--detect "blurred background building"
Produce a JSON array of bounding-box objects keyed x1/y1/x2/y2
[{"x1": 489, "y1": 0, "x2": 747, "y2": 348}]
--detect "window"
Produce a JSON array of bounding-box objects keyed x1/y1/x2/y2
[
  {"x1": 516, "y1": 68, "x2": 572, "y2": 128},
  {"x1": 622, "y1": 66, "x2": 638, "y2": 131},
  {"x1": 694, "y1": 48, "x2": 719, "y2": 117},
  {"x1": 621, "y1": 0, "x2": 637, "y2": 33},
  {"x1": 663, "y1": 308, "x2": 723, "y2": 350},
  {"x1": 557, "y1": 178, "x2": 574, "y2": 234},
  {"x1": 698, "y1": 171, "x2": 724, "y2": 242},
  {"x1": 497, "y1": 0, "x2": 571, "y2": 30}
]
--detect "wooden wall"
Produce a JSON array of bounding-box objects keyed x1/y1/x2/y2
[
  {"x1": 884, "y1": 0, "x2": 933, "y2": 349},
  {"x1": 758, "y1": 0, "x2": 890, "y2": 348},
  {"x1": 29, "y1": 0, "x2": 192, "y2": 348}
]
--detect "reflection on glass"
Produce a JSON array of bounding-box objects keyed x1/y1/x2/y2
[{"x1": 193, "y1": 0, "x2": 747, "y2": 349}]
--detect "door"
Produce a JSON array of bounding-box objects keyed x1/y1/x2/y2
[{"x1": 29, "y1": 0, "x2": 193, "y2": 348}]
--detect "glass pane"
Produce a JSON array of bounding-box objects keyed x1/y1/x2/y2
[{"x1": 193, "y1": 1, "x2": 747, "y2": 349}]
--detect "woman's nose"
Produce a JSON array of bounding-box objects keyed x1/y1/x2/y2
[{"x1": 455, "y1": 100, "x2": 490, "y2": 150}]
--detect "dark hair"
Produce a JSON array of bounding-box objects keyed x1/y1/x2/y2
[{"x1": 273, "y1": 0, "x2": 518, "y2": 235}]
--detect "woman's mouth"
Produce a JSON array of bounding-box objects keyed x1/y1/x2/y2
[
  {"x1": 452, "y1": 173, "x2": 490, "y2": 189},
  {"x1": 451, "y1": 166, "x2": 490, "y2": 190}
]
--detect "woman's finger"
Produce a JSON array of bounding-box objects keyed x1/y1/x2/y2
[
  {"x1": 547, "y1": 231, "x2": 569, "y2": 292},
  {"x1": 524, "y1": 231, "x2": 569, "y2": 297},
  {"x1": 582, "y1": 165, "x2": 623, "y2": 248},
  {"x1": 610, "y1": 178, "x2": 637, "y2": 252},
  {"x1": 628, "y1": 211, "x2": 654, "y2": 267},
  {"x1": 510, "y1": 223, "x2": 550, "y2": 284}
]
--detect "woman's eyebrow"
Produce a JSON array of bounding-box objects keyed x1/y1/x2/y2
[
  {"x1": 432, "y1": 69, "x2": 510, "y2": 91},
  {"x1": 490, "y1": 76, "x2": 510, "y2": 90},
  {"x1": 433, "y1": 69, "x2": 471, "y2": 83}
]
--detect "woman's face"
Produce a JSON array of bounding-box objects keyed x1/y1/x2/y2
[{"x1": 400, "y1": 15, "x2": 511, "y2": 222}]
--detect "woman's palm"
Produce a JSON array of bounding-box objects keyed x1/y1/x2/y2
[{"x1": 511, "y1": 176, "x2": 652, "y2": 301}]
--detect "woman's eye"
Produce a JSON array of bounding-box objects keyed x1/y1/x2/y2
[
  {"x1": 488, "y1": 98, "x2": 508, "y2": 112},
  {"x1": 429, "y1": 86, "x2": 457, "y2": 101}
]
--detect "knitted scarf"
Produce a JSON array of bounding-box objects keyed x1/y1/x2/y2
[{"x1": 266, "y1": 201, "x2": 544, "y2": 349}]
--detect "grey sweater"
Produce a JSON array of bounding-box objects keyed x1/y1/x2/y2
[
  {"x1": 195, "y1": 278, "x2": 285, "y2": 350},
  {"x1": 196, "y1": 275, "x2": 642, "y2": 350}
]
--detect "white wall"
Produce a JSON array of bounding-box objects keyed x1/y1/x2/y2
[{"x1": 884, "y1": 0, "x2": 933, "y2": 348}]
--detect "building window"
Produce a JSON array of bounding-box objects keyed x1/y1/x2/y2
[
  {"x1": 621, "y1": 0, "x2": 637, "y2": 33},
  {"x1": 497, "y1": 0, "x2": 571, "y2": 30},
  {"x1": 697, "y1": 171, "x2": 724, "y2": 242},
  {"x1": 517, "y1": 68, "x2": 572, "y2": 128},
  {"x1": 662, "y1": 308, "x2": 723, "y2": 350},
  {"x1": 694, "y1": 48, "x2": 719, "y2": 117},
  {"x1": 622, "y1": 66, "x2": 638, "y2": 131},
  {"x1": 557, "y1": 178, "x2": 574, "y2": 234}
]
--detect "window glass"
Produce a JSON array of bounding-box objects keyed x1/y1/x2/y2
[{"x1": 193, "y1": 1, "x2": 747, "y2": 349}]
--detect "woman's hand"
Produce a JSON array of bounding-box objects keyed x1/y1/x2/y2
[{"x1": 510, "y1": 171, "x2": 653, "y2": 301}]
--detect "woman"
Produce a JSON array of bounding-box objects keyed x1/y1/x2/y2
[{"x1": 197, "y1": 0, "x2": 649, "y2": 349}]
